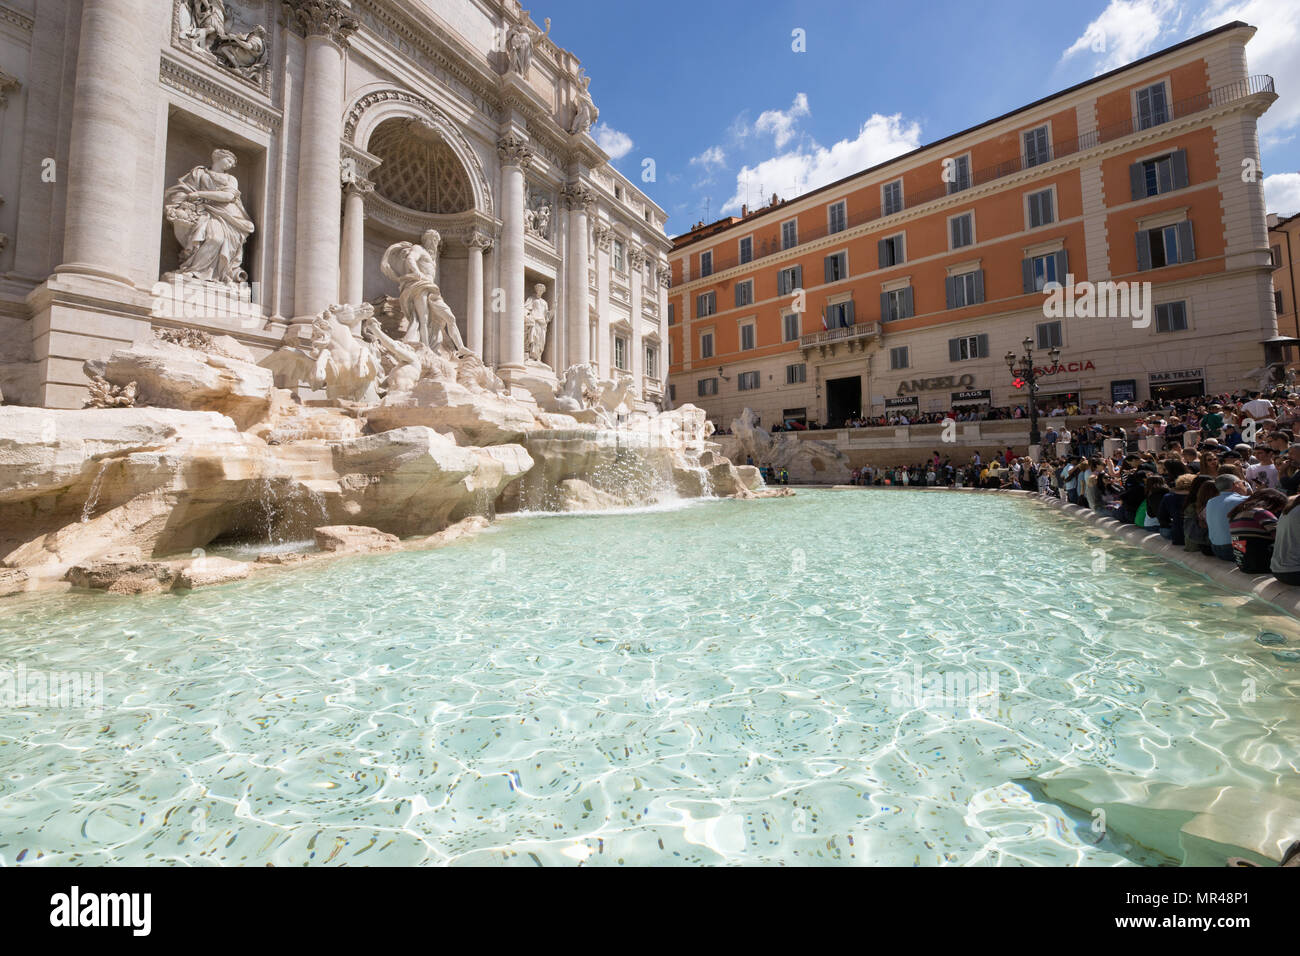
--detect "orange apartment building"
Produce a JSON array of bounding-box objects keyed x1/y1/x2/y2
[{"x1": 667, "y1": 22, "x2": 1281, "y2": 430}]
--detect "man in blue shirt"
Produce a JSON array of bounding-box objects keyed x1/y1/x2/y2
[{"x1": 1204, "y1": 473, "x2": 1249, "y2": 561}]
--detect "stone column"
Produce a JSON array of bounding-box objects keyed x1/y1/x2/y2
[
  {"x1": 465, "y1": 230, "x2": 491, "y2": 357},
  {"x1": 592, "y1": 223, "x2": 612, "y2": 375},
  {"x1": 60, "y1": 0, "x2": 151, "y2": 284},
  {"x1": 339, "y1": 175, "x2": 372, "y2": 305},
  {"x1": 283, "y1": 0, "x2": 358, "y2": 317},
  {"x1": 628, "y1": 245, "x2": 646, "y2": 399},
  {"x1": 496, "y1": 133, "x2": 532, "y2": 370},
  {"x1": 657, "y1": 263, "x2": 671, "y2": 400},
  {"x1": 561, "y1": 183, "x2": 594, "y2": 369}
]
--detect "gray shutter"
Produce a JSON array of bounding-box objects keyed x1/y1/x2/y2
[
  {"x1": 1170, "y1": 149, "x2": 1189, "y2": 190},
  {"x1": 824, "y1": 256, "x2": 833, "y2": 284},
  {"x1": 1129, "y1": 162, "x2": 1145, "y2": 201},
  {"x1": 949, "y1": 338, "x2": 961, "y2": 362},
  {"x1": 845, "y1": 299, "x2": 855, "y2": 325},
  {"x1": 735, "y1": 284, "x2": 742, "y2": 308},
  {"x1": 974, "y1": 269, "x2": 985, "y2": 304},
  {"x1": 902, "y1": 287, "x2": 914, "y2": 318},
  {"x1": 977, "y1": 333, "x2": 990, "y2": 358},
  {"x1": 945, "y1": 275, "x2": 956, "y2": 310},
  {"x1": 1022, "y1": 258, "x2": 1035, "y2": 294},
  {"x1": 881, "y1": 291, "x2": 890, "y2": 321},
  {"x1": 792, "y1": 265, "x2": 802, "y2": 290},
  {"x1": 1054, "y1": 249, "x2": 1068, "y2": 282},
  {"x1": 1176, "y1": 221, "x2": 1195, "y2": 263},
  {"x1": 878, "y1": 239, "x2": 888, "y2": 268},
  {"x1": 1136, "y1": 231, "x2": 1152, "y2": 271}
]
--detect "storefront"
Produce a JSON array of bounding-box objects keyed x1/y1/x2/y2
[
  {"x1": 1110, "y1": 379, "x2": 1138, "y2": 403},
  {"x1": 782, "y1": 407, "x2": 808, "y2": 427},
  {"x1": 883, "y1": 396, "x2": 918, "y2": 417},
  {"x1": 1149, "y1": 367, "x2": 1206, "y2": 402},
  {"x1": 951, "y1": 388, "x2": 991, "y2": 411}
]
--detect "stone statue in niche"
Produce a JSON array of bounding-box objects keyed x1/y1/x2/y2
[
  {"x1": 523, "y1": 283, "x2": 550, "y2": 363},
  {"x1": 178, "y1": 1, "x2": 270, "y2": 83},
  {"x1": 261, "y1": 303, "x2": 384, "y2": 404},
  {"x1": 524, "y1": 194, "x2": 552, "y2": 241},
  {"x1": 569, "y1": 71, "x2": 598, "y2": 135},
  {"x1": 379, "y1": 230, "x2": 470, "y2": 356},
  {"x1": 163, "y1": 148, "x2": 255, "y2": 284}
]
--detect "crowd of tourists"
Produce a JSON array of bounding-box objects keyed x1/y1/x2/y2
[{"x1": 848, "y1": 389, "x2": 1300, "y2": 584}]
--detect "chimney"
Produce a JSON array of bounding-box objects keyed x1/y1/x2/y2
[{"x1": 741, "y1": 203, "x2": 748, "y2": 217}]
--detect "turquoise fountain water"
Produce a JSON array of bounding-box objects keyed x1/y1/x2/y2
[{"x1": 1, "y1": 489, "x2": 1297, "y2": 865}]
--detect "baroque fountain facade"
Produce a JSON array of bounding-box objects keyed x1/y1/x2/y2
[{"x1": 0, "y1": 0, "x2": 766, "y2": 596}]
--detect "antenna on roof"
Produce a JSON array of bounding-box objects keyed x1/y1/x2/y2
[{"x1": 705, "y1": 197, "x2": 710, "y2": 221}]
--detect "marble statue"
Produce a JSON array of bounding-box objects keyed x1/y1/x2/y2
[
  {"x1": 362, "y1": 314, "x2": 426, "y2": 395},
  {"x1": 555, "y1": 363, "x2": 600, "y2": 414},
  {"x1": 596, "y1": 373, "x2": 635, "y2": 416},
  {"x1": 524, "y1": 283, "x2": 550, "y2": 362},
  {"x1": 569, "y1": 71, "x2": 598, "y2": 135},
  {"x1": 178, "y1": 1, "x2": 270, "y2": 83},
  {"x1": 163, "y1": 148, "x2": 255, "y2": 284},
  {"x1": 506, "y1": 21, "x2": 532, "y2": 75},
  {"x1": 262, "y1": 304, "x2": 384, "y2": 404},
  {"x1": 524, "y1": 196, "x2": 551, "y2": 240},
  {"x1": 379, "y1": 231, "x2": 469, "y2": 356}
]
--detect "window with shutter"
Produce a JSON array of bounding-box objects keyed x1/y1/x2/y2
[
  {"x1": 1027, "y1": 189, "x2": 1054, "y2": 228},
  {"x1": 828, "y1": 201, "x2": 847, "y2": 234},
  {"x1": 946, "y1": 155, "x2": 971, "y2": 193},
  {"x1": 739, "y1": 237, "x2": 753, "y2": 264},
  {"x1": 1036, "y1": 321, "x2": 1063, "y2": 349},
  {"x1": 1023, "y1": 126, "x2": 1051, "y2": 167},
  {"x1": 1136, "y1": 82, "x2": 1169, "y2": 130},
  {"x1": 735, "y1": 280, "x2": 753, "y2": 308},
  {"x1": 740, "y1": 323, "x2": 756, "y2": 350},
  {"x1": 882, "y1": 180, "x2": 903, "y2": 215},
  {"x1": 783, "y1": 313, "x2": 800, "y2": 342},
  {"x1": 1155, "y1": 302, "x2": 1188, "y2": 333},
  {"x1": 824, "y1": 251, "x2": 847, "y2": 283},
  {"x1": 890, "y1": 346, "x2": 909, "y2": 370},
  {"x1": 950, "y1": 213, "x2": 973, "y2": 249},
  {"x1": 699, "y1": 251, "x2": 712, "y2": 277},
  {"x1": 781, "y1": 220, "x2": 798, "y2": 249}
]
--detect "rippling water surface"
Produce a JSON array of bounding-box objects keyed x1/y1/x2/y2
[{"x1": 2, "y1": 489, "x2": 1298, "y2": 866}]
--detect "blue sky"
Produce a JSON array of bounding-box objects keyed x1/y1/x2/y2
[{"x1": 535, "y1": 0, "x2": 1300, "y2": 234}]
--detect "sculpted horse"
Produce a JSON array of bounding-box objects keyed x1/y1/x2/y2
[{"x1": 554, "y1": 363, "x2": 601, "y2": 414}]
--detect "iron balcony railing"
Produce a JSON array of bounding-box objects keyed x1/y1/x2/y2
[{"x1": 678, "y1": 75, "x2": 1275, "y2": 283}]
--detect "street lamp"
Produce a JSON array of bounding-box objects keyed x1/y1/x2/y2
[{"x1": 1005, "y1": 339, "x2": 1061, "y2": 450}]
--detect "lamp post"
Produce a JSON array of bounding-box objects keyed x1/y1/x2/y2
[{"x1": 1005, "y1": 337, "x2": 1061, "y2": 450}]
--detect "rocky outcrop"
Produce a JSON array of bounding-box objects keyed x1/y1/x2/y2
[
  {"x1": 314, "y1": 524, "x2": 400, "y2": 554},
  {"x1": 95, "y1": 339, "x2": 275, "y2": 430},
  {"x1": 67, "y1": 559, "x2": 178, "y2": 595},
  {"x1": 363, "y1": 378, "x2": 538, "y2": 446},
  {"x1": 0, "y1": 407, "x2": 533, "y2": 590},
  {"x1": 174, "y1": 555, "x2": 252, "y2": 589}
]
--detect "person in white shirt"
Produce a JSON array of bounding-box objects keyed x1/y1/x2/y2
[
  {"x1": 1243, "y1": 392, "x2": 1275, "y2": 420},
  {"x1": 1246, "y1": 446, "x2": 1279, "y2": 489}
]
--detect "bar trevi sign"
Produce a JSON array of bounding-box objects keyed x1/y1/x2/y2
[
  {"x1": 897, "y1": 373, "x2": 975, "y2": 395},
  {"x1": 1149, "y1": 367, "x2": 1204, "y2": 384}
]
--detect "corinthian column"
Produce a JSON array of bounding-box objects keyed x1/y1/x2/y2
[
  {"x1": 283, "y1": 0, "x2": 358, "y2": 317},
  {"x1": 496, "y1": 133, "x2": 532, "y2": 370},
  {"x1": 339, "y1": 175, "x2": 372, "y2": 305},
  {"x1": 465, "y1": 230, "x2": 492, "y2": 357},
  {"x1": 561, "y1": 182, "x2": 594, "y2": 369},
  {"x1": 628, "y1": 245, "x2": 646, "y2": 398},
  {"x1": 60, "y1": 0, "x2": 151, "y2": 284}
]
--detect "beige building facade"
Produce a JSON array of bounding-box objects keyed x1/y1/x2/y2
[{"x1": 0, "y1": 0, "x2": 671, "y2": 410}]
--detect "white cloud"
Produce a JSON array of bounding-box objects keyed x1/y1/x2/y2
[
  {"x1": 755, "y1": 93, "x2": 811, "y2": 149},
  {"x1": 1062, "y1": 0, "x2": 1181, "y2": 73},
  {"x1": 720, "y1": 113, "x2": 923, "y2": 215},
  {"x1": 690, "y1": 145, "x2": 726, "y2": 170},
  {"x1": 593, "y1": 122, "x2": 633, "y2": 160},
  {"x1": 1265, "y1": 172, "x2": 1300, "y2": 216},
  {"x1": 1195, "y1": 0, "x2": 1300, "y2": 144}
]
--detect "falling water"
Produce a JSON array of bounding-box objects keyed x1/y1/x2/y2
[{"x1": 80, "y1": 460, "x2": 110, "y2": 523}]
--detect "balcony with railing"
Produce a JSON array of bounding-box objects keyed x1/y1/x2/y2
[
  {"x1": 800, "y1": 321, "x2": 880, "y2": 353},
  {"x1": 673, "y1": 75, "x2": 1275, "y2": 283}
]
